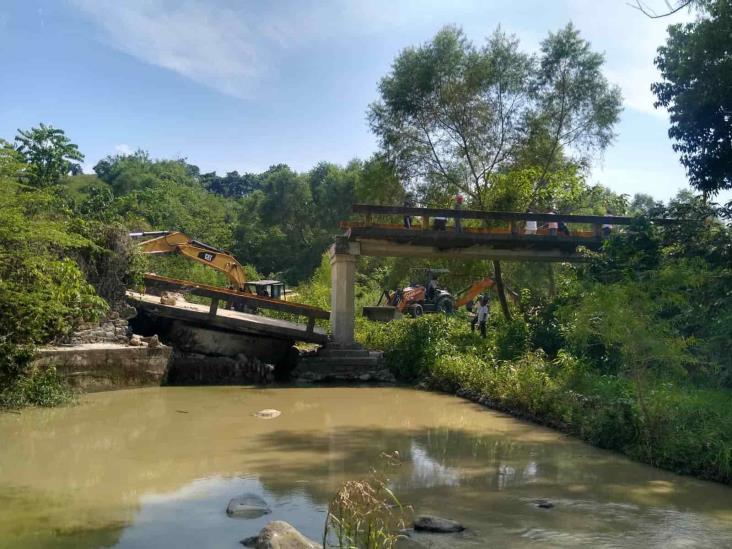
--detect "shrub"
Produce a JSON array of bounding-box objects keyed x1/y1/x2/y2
[
  {"x1": 493, "y1": 317, "x2": 530, "y2": 360},
  {"x1": 0, "y1": 180, "x2": 108, "y2": 408}
]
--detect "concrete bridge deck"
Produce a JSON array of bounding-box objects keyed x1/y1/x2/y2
[{"x1": 127, "y1": 291, "x2": 328, "y2": 345}]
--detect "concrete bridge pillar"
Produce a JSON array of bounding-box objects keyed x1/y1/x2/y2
[{"x1": 329, "y1": 237, "x2": 358, "y2": 346}]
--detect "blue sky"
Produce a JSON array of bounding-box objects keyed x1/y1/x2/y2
[{"x1": 0, "y1": 0, "x2": 717, "y2": 203}]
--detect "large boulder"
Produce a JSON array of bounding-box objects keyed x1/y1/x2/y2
[
  {"x1": 119, "y1": 304, "x2": 138, "y2": 320},
  {"x1": 160, "y1": 292, "x2": 185, "y2": 306},
  {"x1": 241, "y1": 521, "x2": 319, "y2": 548},
  {"x1": 226, "y1": 493, "x2": 272, "y2": 519},
  {"x1": 413, "y1": 515, "x2": 465, "y2": 533}
]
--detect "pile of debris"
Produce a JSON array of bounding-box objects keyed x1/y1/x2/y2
[
  {"x1": 62, "y1": 307, "x2": 138, "y2": 346},
  {"x1": 166, "y1": 351, "x2": 275, "y2": 384}
]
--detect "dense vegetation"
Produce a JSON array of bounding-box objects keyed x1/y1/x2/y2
[{"x1": 1, "y1": 2, "x2": 730, "y2": 490}]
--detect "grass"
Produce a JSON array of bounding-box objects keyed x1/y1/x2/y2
[
  {"x1": 0, "y1": 366, "x2": 74, "y2": 410},
  {"x1": 323, "y1": 453, "x2": 412, "y2": 549}
]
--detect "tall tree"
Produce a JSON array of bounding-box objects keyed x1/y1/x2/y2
[
  {"x1": 354, "y1": 155, "x2": 405, "y2": 205},
  {"x1": 369, "y1": 26, "x2": 532, "y2": 207},
  {"x1": 14, "y1": 124, "x2": 84, "y2": 187},
  {"x1": 652, "y1": 0, "x2": 732, "y2": 199},
  {"x1": 529, "y1": 24, "x2": 623, "y2": 205}
]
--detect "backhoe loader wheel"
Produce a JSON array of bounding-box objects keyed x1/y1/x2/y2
[
  {"x1": 409, "y1": 304, "x2": 424, "y2": 318},
  {"x1": 436, "y1": 296, "x2": 454, "y2": 314}
]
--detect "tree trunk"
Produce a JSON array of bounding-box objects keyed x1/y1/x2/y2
[{"x1": 492, "y1": 260, "x2": 512, "y2": 320}]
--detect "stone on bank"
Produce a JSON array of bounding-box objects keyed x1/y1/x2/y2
[{"x1": 241, "y1": 521, "x2": 319, "y2": 548}]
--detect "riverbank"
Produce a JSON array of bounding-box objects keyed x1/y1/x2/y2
[{"x1": 358, "y1": 315, "x2": 732, "y2": 485}]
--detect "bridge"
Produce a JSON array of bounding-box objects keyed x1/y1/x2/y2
[{"x1": 328, "y1": 204, "x2": 676, "y2": 346}]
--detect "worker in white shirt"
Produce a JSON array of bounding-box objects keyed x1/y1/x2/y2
[
  {"x1": 471, "y1": 295, "x2": 490, "y2": 338},
  {"x1": 525, "y1": 210, "x2": 537, "y2": 235},
  {"x1": 548, "y1": 210, "x2": 558, "y2": 236}
]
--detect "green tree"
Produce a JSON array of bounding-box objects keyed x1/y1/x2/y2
[
  {"x1": 354, "y1": 155, "x2": 405, "y2": 205},
  {"x1": 630, "y1": 193, "x2": 663, "y2": 216},
  {"x1": 369, "y1": 25, "x2": 621, "y2": 207},
  {"x1": 0, "y1": 139, "x2": 25, "y2": 179},
  {"x1": 652, "y1": 0, "x2": 732, "y2": 198},
  {"x1": 369, "y1": 25, "x2": 621, "y2": 317},
  {"x1": 201, "y1": 170, "x2": 260, "y2": 197},
  {"x1": 529, "y1": 24, "x2": 623, "y2": 204},
  {"x1": 14, "y1": 124, "x2": 84, "y2": 187},
  {"x1": 369, "y1": 26, "x2": 532, "y2": 206},
  {"x1": 94, "y1": 151, "x2": 194, "y2": 196}
]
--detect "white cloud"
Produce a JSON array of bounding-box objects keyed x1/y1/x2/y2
[
  {"x1": 67, "y1": 0, "x2": 503, "y2": 100},
  {"x1": 114, "y1": 143, "x2": 133, "y2": 155},
  {"x1": 68, "y1": 0, "x2": 697, "y2": 115},
  {"x1": 70, "y1": 0, "x2": 272, "y2": 98}
]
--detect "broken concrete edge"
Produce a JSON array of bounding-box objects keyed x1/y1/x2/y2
[{"x1": 32, "y1": 343, "x2": 172, "y2": 393}]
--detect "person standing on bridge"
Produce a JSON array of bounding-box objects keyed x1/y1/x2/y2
[
  {"x1": 547, "y1": 209, "x2": 558, "y2": 236},
  {"x1": 455, "y1": 193, "x2": 464, "y2": 232},
  {"x1": 403, "y1": 197, "x2": 412, "y2": 228}
]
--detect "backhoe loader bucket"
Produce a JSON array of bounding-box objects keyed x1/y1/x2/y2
[{"x1": 362, "y1": 305, "x2": 402, "y2": 323}]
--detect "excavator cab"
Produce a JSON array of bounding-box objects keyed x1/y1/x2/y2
[{"x1": 245, "y1": 280, "x2": 286, "y2": 300}]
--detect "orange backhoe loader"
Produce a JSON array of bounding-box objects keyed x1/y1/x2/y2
[{"x1": 363, "y1": 270, "x2": 497, "y2": 322}]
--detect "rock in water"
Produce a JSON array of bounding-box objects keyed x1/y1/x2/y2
[
  {"x1": 535, "y1": 499, "x2": 555, "y2": 509},
  {"x1": 240, "y1": 521, "x2": 319, "y2": 548},
  {"x1": 413, "y1": 515, "x2": 465, "y2": 533},
  {"x1": 254, "y1": 409, "x2": 281, "y2": 419},
  {"x1": 226, "y1": 494, "x2": 272, "y2": 518}
]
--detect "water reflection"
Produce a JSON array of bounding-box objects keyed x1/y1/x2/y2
[
  {"x1": 0, "y1": 387, "x2": 730, "y2": 548},
  {"x1": 409, "y1": 441, "x2": 460, "y2": 488}
]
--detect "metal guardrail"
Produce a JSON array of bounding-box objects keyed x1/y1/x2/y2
[
  {"x1": 351, "y1": 204, "x2": 677, "y2": 226},
  {"x1": 141, "y1": 274, "x2": 329, "y2": 333}
]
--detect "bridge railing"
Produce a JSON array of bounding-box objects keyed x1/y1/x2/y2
[
  {"x1": 349, "y1": 204, "x2": 676, "y2": 238},
  {"x1": 140, "y1": 273, "x2": 329, "y2": 334}
]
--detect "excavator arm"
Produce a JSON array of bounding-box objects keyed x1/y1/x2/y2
[
  {"x1": 454, "y1": 277, "x2": 496, "y2": 308},
  {"x1": 132, "y1": 231, "x2": 249, "y2": 292}
]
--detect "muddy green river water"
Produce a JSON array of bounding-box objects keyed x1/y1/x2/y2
[{"x1": 0, "y1": 387, "x2": 730, "y2": 548}]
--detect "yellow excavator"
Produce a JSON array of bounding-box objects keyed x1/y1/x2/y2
[{"x1": 130, "y1": 231, "x2": 285, "y2": 299}]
